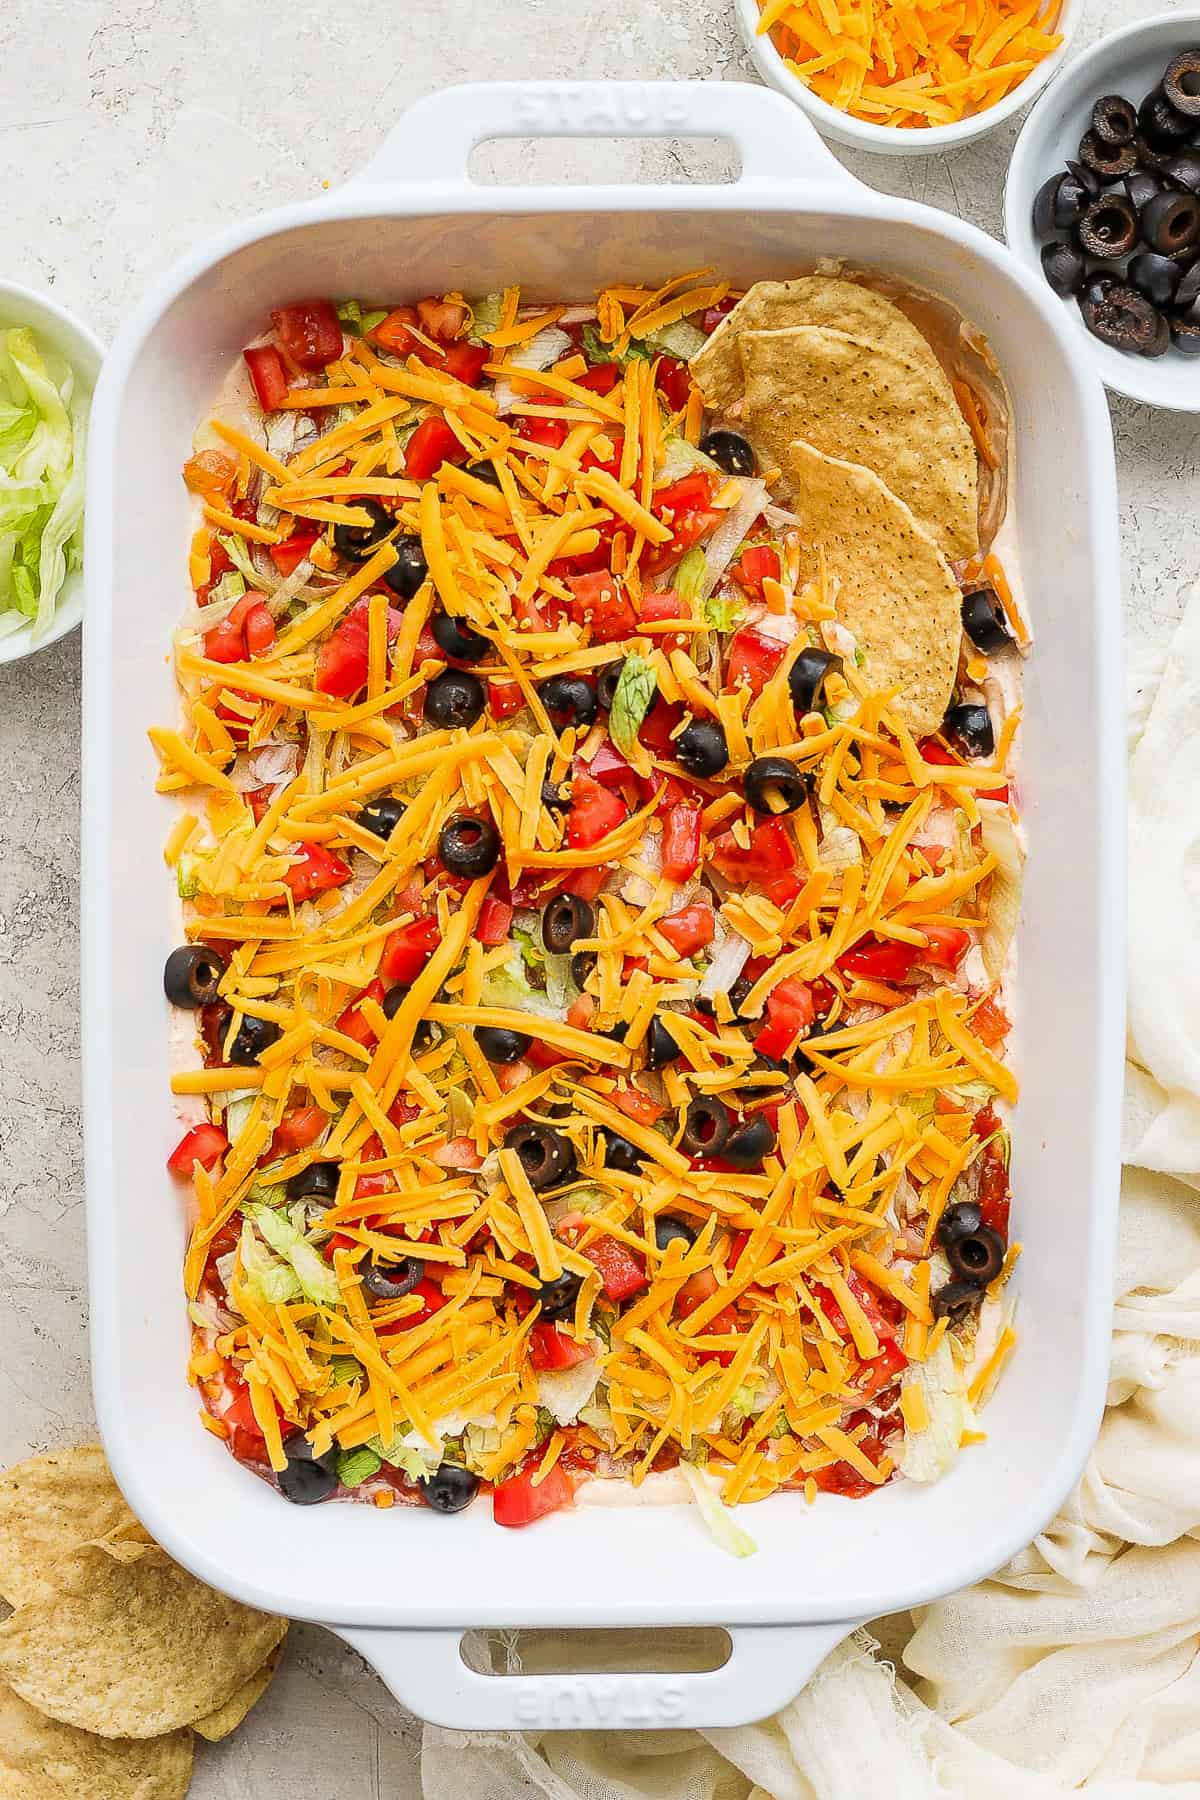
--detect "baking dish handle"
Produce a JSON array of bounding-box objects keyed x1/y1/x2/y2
[
  {"x1": 337, "y1": 1619, "x2": 859, "y2": 1730},
  {"x1": 348, "y1": 80, "x2": 856, "y2": 193}
]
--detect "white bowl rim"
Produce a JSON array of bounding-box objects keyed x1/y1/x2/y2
[
  {"x1": 1004, "y1": 7, "x2": 1200, "y2": 411},
  {"x1": 0, "y1": 279, "x2": 104, "y2": 666},
  {"x1": 734, "y1": 0, "x2": 1085, "y2": 153}
]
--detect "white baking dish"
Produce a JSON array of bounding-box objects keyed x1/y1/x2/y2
[{"x1": 81, "y1": 81, "x2": 1125, "y2": 1732}]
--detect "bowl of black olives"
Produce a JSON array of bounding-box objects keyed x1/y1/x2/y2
[{"x1": 1006, "y1": 11, "x2": 1200, "y2": 407}]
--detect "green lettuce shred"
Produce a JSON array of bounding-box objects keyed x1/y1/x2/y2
[
  {"x1": 680, "y1": 1463, "x2": 757, "y2": 1558},
  {"x1": 0, "y1": 326, "x2": 86, "y2": 638},
  {"x1": 336, "y1": 1446, "x2": 382, "y2": 1488},
  {"x1": 250, "y1": 1204, "x2": 340, "y2": 1308},
  {"x1": 609, "y1": 653, "x2": 657, "y2": 757}
]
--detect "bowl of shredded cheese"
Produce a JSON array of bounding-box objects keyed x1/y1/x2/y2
[{"x1": 736, "y1": 0, "x2": 1083, "y2": 155}]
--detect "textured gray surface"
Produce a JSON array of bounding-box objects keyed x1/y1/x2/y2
[{"x1": 0, "y1": 0, "x2": 1194, "y2": 1791}]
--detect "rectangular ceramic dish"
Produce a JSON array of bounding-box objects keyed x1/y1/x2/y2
[{"x1": 82, "y1": 80, "x2": 1125, "y2": 1732}]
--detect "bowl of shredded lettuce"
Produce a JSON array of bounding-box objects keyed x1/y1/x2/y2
[{"x1": 0, "y1": 282, "x2": 102, "y2": 664}]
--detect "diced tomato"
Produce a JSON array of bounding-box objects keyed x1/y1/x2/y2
[
  {"x1": 642, "y1": 473, "x2": 721, "y2": 579},
  {"x1": 676, "y1": 1267, "x2": 718, "y2": 1318},
  {"x1": 566, "y1": 571, "x2": 636, "y2": 644},
  {"x1": 972, "y1": 994, "x2": 1011, "y2": 1048},
  {"x1": 702, "y1": 297, "x2": 738, "y2": 335},
  {"x1": 661, "y1": 804, "x2": 702, "y2": 883},
  {"x1": 838, "y1": 936, "x2": 920, "y2": 984},
  {"x1": 203, "y1": 614, "x2": 248, "y2": 663},
  {"x1": 638, "y1": 588, "x2": 690, "y2": 655},
  {"x1": 243, "y1": 602, "x2": 276, "y2": 657},
  {"x1": 566, "y1": 993, "x2": 594, "y2": 1030},
  {"x1": 388, "y1": 1097, "x2": 421, "y2": 1129},
  {"x1": 726, "y1": 625, "x2": 787, "y2": 698},
  {"x1": 492, "y1": 1458, "x2": 574, "y2": 1528},
  {"x1": 208, "y1": 537, "x2": 233, "y2": 581},
  {"x1": 555, "y1": 866, "x2": 609, "y2": 907},
  {"x1": 918, "y1": 736, "x2": 1007, "y2": 801},
  {"x1": 919, "y1": 926, "x2": 971, "y2": 971},
  {"x1": 431, "y1": 1135, "x2": 484, "y2": 1170},
  {"x1": 270, "y1": 530, "x2": 320, "y2": 577},
  {"x1": 405, "y1": 415, "x2": 465, "y2": 481},
  {"x1": 654, "y1": 473, "x2": 714, "y2": 516},
  {"x1": 579, "y1": 1236, "x2": 647, "y2": 1301},
  {"x1": 973, "y1": 1104, "x2": 1011, "y2": 1237},
  {"x1": 583, "y1": 741, "x2": 632, "y2": 794},
  {"x1": 220, "y1": 1375, "x2": 281, "y2": 1464},
  {"x1": 377, "y1": 1277, "x2": 449, "y2": 1334},
  {"x1": 526, "y1": 1040, "x2": 575, "y2": 1071},
  {"x1": 243, "y1": 344, "x2": 288, "y2": 412},
  {"x1": 314, "y1": 594, "x2": 403, "y2": 698},
  {"x1": 529, "y1": 1323, "x2": 592, "y2": 1372},
  {"x1": 809, "y1": 1432, "x2": 888, "y2": 1498},
  {"x1": 655, "y1": 356, "x2": 692, "y2": 412},
  {"x1": 611, "y1": 1085, "x2": 666, "y2": 1127},
  {"x1": 658, "y1": 902, "x2": 714, "y2": 957},
  {"x1": 167, "y1": 1122, "x2": 228, "y2": 1175},
  {"x1": 710, "y1": 818, "x2": 797, "y2": 889},
  {"x1": 731, "y1": 544, "x2": 781, "y2": 598},
  {"x1": 474, "y1": 896, "x2": 513, "y2": 945},
  {"x1": 575, "y1": 361, "x2": 620, "y2": 394},
  {"x1": 518, "y1": 416, "x2": 569, "y2": 450},
  {"x1": 487, "y1": 680, "x2": 523, "y2": 720},
  {"x1": 271, "y1": 301, "x2": 343, "y2": 371},
  {"x1": 765, "y1": 977, "x2": 816, "y2": 1043},
  {"x1": 417, "y1": 297, "x2": 468, "y2": 341},
  {"x1": 638, "y1": 697, "x2": 685, "y2": 758},
  {"x1": 852, "y1": 1340, "x2": 908, "y2": 1401},
  {"x1": 369, "y1": 306, "x2": 422, "y2": 358},
  {"x1": 580, "y1": 431, "x2": 624, "y2": 482},
  {"x1": 566, "y1": 773, "x2": 629, "y2": 849},
  {"x1": 441, "y1": 341, "x2": 488, "y2": 386},
  {"x1": 273, "y1": 1106, "x2": 327, "y2": 1155},
  {"x1": 381, "y1": 916, "x2": 440, "y2": 984},
  {"x1": 283, "y1": 842, "x2": 352, "y2": 905},
  {"x1": 336, "y1": 978, "x2": 386, "y2": 1049}
]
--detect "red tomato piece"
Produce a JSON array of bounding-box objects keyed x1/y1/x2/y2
[
  {"x1": 529, "y1": 1323, "x2": 592, "y2": 1372},
  {"x1": 972, "y1": 994, "x2": 1012, "y2": 1048},
  {"x1": 431, "y1": 1135, "x2": 484, "y2": 1170},
  {"x1": 661, "y1": 804, "x2": 702, "y2": 883},
  {"x1": 270, "y1": 530, "x2": 321, "y2": 577},
  {"x1": 273, "y1": 1106, "x2": 327, "y2": 1154},
  {"x1": 492, "y1": 1459, "x2": 574, "y2": 1528},
  {"x1": 919, "y1": 926, "x2": 971, "y2": 971},
  {"x1": 518, "y1": 416, "x2": 569, "y2": 450},
  {"x1": 283, "y1": 842, "x2": 352, "y2": 905},
  {"x1": 377, "y1": 1277, "x2": 448, "y2": 1334},
  {"x1": 731, "y1": 544, "x2": 781, "y2": 598},
  {"x1": 611, "y1": 1085, "x2": 666, "y2": 1126},
  {"x1": 566, "y1": 572, "x2": 636, "y2": 644},
  {"x1": 579, "y1": 1236, "x2": 647, "y2": 1301},
  {"x1": 580, "y1": 431, "x2": 624, "y2": 481},
  {"x1": 658, "y1": 902, "x2": 715, "y2": 957},
  {"x1": 918, "y1": 737, "x2": 1007, "y2": 802},
  {"x1": 556, "y1": 865, "x2": 609, "y2": 905},
  {"x1": 370, "y1": 307, "x2": 422, "y2": 358},
  {"x1": 655, "y1": 356, "x2": 692, "y2": 412},
  {"x1": 710, "y1": 818, "x2": 797, "y2": 889},
  {"x1": 566, "y1": 772, "x2": 629, "y2": 849},
  {"x1": 638, "y1": 697, "x2": 685, "y2": 758},
  {"x1": 243, "y1": 602, "x2": 276, "y2": 657},
  {"x1": 167, "y1": 1122, "x2": 228, "y2": 1175},
  {"x1": 837, "y1": 936, "x2": 920, "y2": 984},
  {"x1": 336, "y1": 978, "x2": 386, "y2": 1049},
  {"x1": 380, "y1": 916, "x2": 440, "y2": 983},
  {"x1": 271, "y1": 301, "x2": 343, "y2": 371},
  {"x1": 638, "y1": 588, "x2": 689, "y2": 654},
  {"x1": 417, "y1": 297, "x2": 468, "y2": 341},
  {"x1": 441, "y1": 341, "x2": 488, "y2": 386},
  {"x1": 314, "y1": 594, "x2": 403, "y2": 699},
  {"x1": 203, "y1": 615, "x2": 248, "y2": 663},
  {"x1": 474, "y1": 896, "x2": 514, "y2": 945},
  {"x1": 702, "y1": 297, "x2": 738, "y2": 335},
  {"x1": 243, "y1": 344, "x2": 288, "y2": 412},
  {"x1": 576, "y1": 362, "x2": 620, "y2": 394},
  {"x1": 487, "y1": 680, "x2": 523, "y2": 719},
  {"x1": 726, "y1": 625, "x2": 787, "y2": 698},
  {"x1": 405, "y1": 416, "x2": 465, "y2": 481},
  {"x1": 585, "y1": 740, "x2": 636, "y2": 791},
  {"x1": 852, "y1": 1340, "x2": 908, "y2": 1401}
]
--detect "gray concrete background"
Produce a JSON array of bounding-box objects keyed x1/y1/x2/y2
[{"x1": 0, "y1": 0, "x2": 1194, "y2": 1791}]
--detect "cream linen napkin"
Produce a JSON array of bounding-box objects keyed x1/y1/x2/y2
[{"x1": 422, "y1": 590, "x2": 1200, "y2": 1799}]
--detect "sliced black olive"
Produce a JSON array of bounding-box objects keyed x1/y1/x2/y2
[
  {"x1": 603, "y1": 1019, "x2": 630, "y2": 1044},
  {"x1": 1065, "y1": 158, "x2": 1102, "y2": 199},
  {"x1": 477, "y1": 1026, "x2": 530, "y2": 1064},
  {"x1": 931, "y1": 1279, "x2": 984, "y2": 1324},
  {"x1": 571, "y1": 949, "x2": 596, "y2": 988},
  {"x1": 599, "y1": 1127, "x2": 646, "y2": 1173},
  {"x1": 1171, "y1": 316, "x2": 1200, "y2": 354},
  {"x1": 1077, "y1": 130, "x2": 1137, "y2": 183},
  {"x1": 381, "y1": 986, "x2": 436, "y2": 1045},
  {"x1": 654, "y1": 1215, "x2": 696, "y2": 1254},
  {"x1": 424, "y1": 669, "x2": 485, "y2": 729},
  {"x1": 438, "y1": 813, "x2": 500, "y2": 877},
  {"x1": 1032, "y1": 171, "x2": 1062, "y2": 237},
  {"x1": 1040, "y1": 240, "x2": 1086, "y2": 297},
  {"x1": 466, "y1": 459, "x2": 503, "y2": 488},
  {"x1": 1134, "y1": 131, "x2": 1176, "y2": 172},
  {"x1": 538, "y1": 674, "x2": 598, "y2": 731},
  {"x1": 1077, "y1": 193, "x2": 1139, "y2": 259},
  {"x1": 1164, "y1": 150, "x2": 1200, "y2": 193},
  {"x1": 596, "y1": 660, "x2": 625, "y2": 711},
  {"x1": 503, "y1": 1122, "x2": 573, "y2": 1191},
  {"x1": 728, "y1": 974, "x2": 755, "y2": 1017},
  {"x1": 1080, "y1": 269, "x2": 1117, "y2": 311},
  {"x1": 942, "y1": 703, "x2": 995, "y2": 759},
  {"x1": 1175, "y1": 259, "x2": 1200, "y2": 311},
  {"x1": 961, "y1": 588, "x2": 1014, "y2": 654},
  {"x1": 1128, "y1": 251, "x2": 1182, "y2": 308},
  {"x1": 230, "y1": 1013, "x2": 281, "y2": 1065},
  {"x1": 163, "y1": 944, "x2": 227, "y2": 1009},
  {"x1": 361, "y1": 1255, "x2": 425, "y2": 1299},
  {"x1": 935, "y1": 1199, "x2": 984, "y2": 1248},
  {"x1": 645, "y1": 1016, "x2": 681, "y2": 1070},
  {"x1": 534, "y1": 1268, "x2": 582, "y2": 1320},
  {"x1": 1142, "y1": 189, "x2": 1200, "y2": 255},
  {"x1": 278, "y1": 1438, "x2": 340, "y2": 1505},
  {"x1": 541, "y1": 778, "x2": 569, "y2": 814},
  {"x1": 1091, "y1": 93, "x2": 1137, "y2": 145},
  {"x1": 358, "y1": 795, "x2": 404, "y2": 842},
  {"x1": 382, "y1": 533, "x2": 428, "y2": 601},
  {"x1": 676, "y1": 719, "x2": 728, "y2": 778},
  {"x1": 1081, "y1": 283, "x2": 1170, "y2": 357},
  {"x1": 698, "y1": 429, "x2": 756, "y2": 476},
  {"x1": 1124, "y1": 167, "x2": 1162, "y2": 212},
  {"x1": 679, "y1": 1095, "x2": 731, "y2": 1156},
  {"x1": 287, "y1": 1160, "x2": 339, "y2": 1201},
  {"x1": 431, "y1": 610, "x2": 488, "y2": 662},
  {"x1": 1139, "y1": 87, "x2": 1192, "y2": 149},
  {"x1": 420, "y1": 1464, "x2": 480, "y2": 1515},
  {"x1": 793, "y1": 1021, "x2": 829, "y2": 1076},
  {"x1": 542, "y1": 893, "x2": 595, "y2": 955},
  {"x1": 334, "y1": 499, "x2": 395, "y2": 561},
  {"x1": 723, "y1": 1114, "x2": 777, "y2": 1170},
  {"x1": 744, "y1": 755, "x2": 811, "y2": 816},
  {"x1": 1164, "y1": 50, "x2": 1200, "y2": 119},
  {"x1": 945, "y1": 1225, "x2": 1006, "y2": 1286},
  {"x1": 788, "y1": 646, "x2": 843, "y2": 717}
]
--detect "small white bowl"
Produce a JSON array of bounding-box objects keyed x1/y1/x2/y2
[
  {"x1": 735, "y1": 0, "x2": 1083, "y2": 156},
  {"x1": 1006, "y1": 10, "x2": 1200, "y2": 410},
  {"x1": 0, "y1": 281, "x2": 103, "y2": 665}
]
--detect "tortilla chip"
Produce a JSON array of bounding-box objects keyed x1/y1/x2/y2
[
  {"x1": 0, "y1": 1678, "x2": 192, "y2": 1799},
  {"x1": 0, "y1": 1446, "x2": 145, "y2": 1608},
  {"x1": 0, "y1": 1538, "x2": 288, "y2": 1739},
  {"x1": 741, "y1": 327, "x2": 978, "y2": 560},
  {"x1": 691, "y1": 276, "x2": 948, "y2": 413},
  {"x1": 192, "y1": 1642, "x2": 284, "y2": 1741},
  {"x1": 787, "y1": 438, "x2": 962, "y2": 736}
]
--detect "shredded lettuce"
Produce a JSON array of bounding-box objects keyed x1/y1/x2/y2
[
  {"x1": 609, "y1": 653, "x2": 657, "y2": 757},
  {"x1": 701, "y1": 591, "x2": 743, "y2": 633},
  {"x1": 217, "y1": 532, "x2": 261, "y2": 589},
  {"x1": 469, "y1": 292, "x2": 505, "y2": 341},
  {"x1": 238, "y1": 1220, "x2": 303, "y2": 1309},
  {"x1": 679, "y1": 1463, "x2": 757, "y2": 1558},
  {"x1": 336, "y1": 300, "x2": 387, "y2": 337},
  {"x1": 481, "y1": 947, "x2": 557, "y2": 1017},
  {"x1": 328, "y1": 1355, "x2": 362, "y2": 1388},
  {"x1": 208, "y1": 570, "x2": 245, "y2": 606},
  {"x1": 897, "y1": 1337, "x2": 968, "y2": 1483},
  {"x1": 675, "y1": 546, "x2": 708, "y2": 607},
  {"x1": 336, "y1": 1446, "x2": 381, "y2": 1488},
  {"x1": 646, "y1": 319, "x2": 706, "y2": 361},
  {"x1": 581, "y1": 324, "x2": 650, "y2": 368},
  {"x1": 175, "y1": 856, "x2": 200, "y2": 901},
  {"x1": 250, "y1": 1204, "x2": 341, "y2": 1307},
  {"x1": 0, "y1": 326, "x2": 86, "y2": 637}
]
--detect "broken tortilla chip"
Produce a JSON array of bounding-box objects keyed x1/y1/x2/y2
[
  {"x1": 0, "y1": 1537, "x2": 288, "y2": 1739},
  {"x1": 741, "y1": 326, "x2": 978, "y2": 560},
  {"x1": 0, "y1": 1447, "x2": 145, "y2": 1608},
  {"x1": 192, "y1": 1642, "x2": 284, "y2": 1742},
  {"x1": 0, "y1": 1678, "x2": 192, "y2": 1800},
  {"x1": 787, "y1": 438, "x2": 962, "y2": 736}
]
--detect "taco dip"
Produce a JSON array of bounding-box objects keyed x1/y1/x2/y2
[{"x1": 153, "y1": 269, "x2": 1027, "y2": 1543}]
